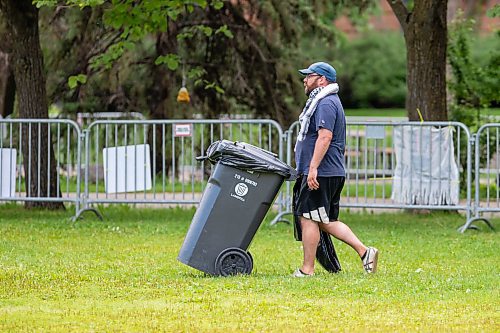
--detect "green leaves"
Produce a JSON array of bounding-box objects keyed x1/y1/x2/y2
[
  {"x1": 486, "y1": 4, "x2": 500, "y2": 18},
  {"x1": 448, "y1": 15, "x2": 499, "y2": 108},
  {"x1": 199, "y1": 26, "x2": 213, "y2": 37},
  {"x1": 67, "y1": 74, "x2": 87, "y2": 89},
  {"x1": 187, "y1": 67, "x2": 206, "y2": 80},
  {"x1": 177, "y1": 24, "x2": 233, "y2": 40},
  {"x1": 33, "y1": 0, "x2": 57, "y2": 7},
  {"x1": 215, "y1": 25, "x2": 233, "y2": 39},
  {"x1": 203, "y1": 81, "x2": 224, "y2": 94},
  {"x1": 212, "y1": 0, "x2": 224, "y2": 10},
  {"x1": 155, "y1": 54, "x2": 180, "y2": 70},
  {"x1": 89, "y1": 41, "x2": 134, "y2": 70},
  {"x1": 189, "y1": 67, "x2": 225, "y2": 94},
  {"x1": 36, "y1": 0, "x2": 213, "y2": 72},
  {"x1": 33, "y1": 0, "x2": 105, "y2": 8}
]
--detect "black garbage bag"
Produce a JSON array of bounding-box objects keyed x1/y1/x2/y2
[
  {"x1": 198, "y1": 140, "x2": 297, "y2": 180},
  {"x1": 292, "y1": 177, "x2": 341, "y2": 273},
  {"x1": 315, "y1": 229, "x2": 342, "y2": 273}
]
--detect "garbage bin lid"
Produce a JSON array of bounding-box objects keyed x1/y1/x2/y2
[{"x1": 198, "y1": 140, "x2": 297, "y2": 180}]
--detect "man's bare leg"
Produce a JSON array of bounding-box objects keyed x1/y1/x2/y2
[
  {"x1": 319, "y1": 220, "x2": 367, "y2": 257},
  {"x1": 300, "y1": 217, "x2": 320, "y2": 275}
]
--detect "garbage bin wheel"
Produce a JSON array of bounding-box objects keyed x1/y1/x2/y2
[
  {"x1": 247, "y1": 250, "x2": 253, "y2": 264},
  {"x1": 215, "y1": 247, "x2": 253, "y2": 276}
]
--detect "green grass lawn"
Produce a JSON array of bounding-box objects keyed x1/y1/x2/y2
[
  {"x1": 0, "y1": 205, "x2": 498, "y2": 332},
  {"x1": 345, "y1": 108, "x2": 408, "y2": 117},
  {"x1": 42, "y1": 176, "x2": 497, "y2": 201},
  {"x1": 15, "y1": 176, "x2": 209, "y2": 195}
]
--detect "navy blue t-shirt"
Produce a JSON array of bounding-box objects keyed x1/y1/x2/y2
[{"x1": 295, "y1": 93, "x2": 346, "y2": 177}]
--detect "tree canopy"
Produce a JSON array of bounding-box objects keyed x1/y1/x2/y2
[{"x1": 33, "y1": 0, "x2": 376, "y2": 126}]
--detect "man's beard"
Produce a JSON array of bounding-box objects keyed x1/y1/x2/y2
[
  {"x1": 305, "y1": 81, "x2": 318, "y2": 96},
  {"x1": 305, "y1": 86, "x2": 312, "y2": 97}
]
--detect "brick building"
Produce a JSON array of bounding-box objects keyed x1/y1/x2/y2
[{"x1": 335, "y1": 0, "x2": 499, "y2": 37}]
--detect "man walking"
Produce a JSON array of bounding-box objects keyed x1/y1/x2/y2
[{"x1": 293, "y1": 61, "x2": 379, "y2": 277}]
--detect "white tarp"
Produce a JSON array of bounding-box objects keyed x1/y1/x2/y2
[
  {"x1": 391, "y1": 126, "x2": 459, "y2": 205},
  {"x1": 103, "y1": 144, "x2": 152, "y2": 194},
  {"x1": 0, "y1": 148, "x2": 16, "y2": 197}
]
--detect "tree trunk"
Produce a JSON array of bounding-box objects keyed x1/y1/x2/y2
[
  {"x1": 146, "y1": 30, "x2": 179, "y2": 178},
  {"x1": 388, "y1": 0, "x2": 448, "y2": 121},
  {"x1": 0, "y1": 51, "x2": 15, "y2": 118},
  {"x1": 0, "y1": 0, "x2": 64, "y2": 209}
]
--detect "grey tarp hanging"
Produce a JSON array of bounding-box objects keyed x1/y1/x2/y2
[{"x1": 391, "y1": 126, "x2": 459, "y2": 205}]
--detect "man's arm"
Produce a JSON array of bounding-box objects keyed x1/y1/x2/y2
[{"x1": 307, "y1": 128, "x2": 332, "y2": 190}]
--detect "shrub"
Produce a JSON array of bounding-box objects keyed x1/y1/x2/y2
[
  {"x1": 448, "y1": 14, "x2": 500, "y2": 193},
  {"x1": 336, "y1": 32, "x2": 407, "y2": 108}
]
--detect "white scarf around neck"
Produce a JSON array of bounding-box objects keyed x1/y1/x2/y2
[{"x1": 296, "y1": 83, "x2": 339, "y2": 145}]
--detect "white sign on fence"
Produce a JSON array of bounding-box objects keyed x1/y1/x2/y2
[
  {"x1": 0, "y1": 148, "x2": 16, "y2": 197},
  {"x1": 366, "y1": 125, "x2": 385, "y2": 139},
  {"x1": 174, "y1": 123, "x2": 192, "y2": 137},
  {"x1": 103, "y1": 144, "x2": 152, "y2": 194}
]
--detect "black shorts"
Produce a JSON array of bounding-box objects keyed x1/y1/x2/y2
[{"x1": 293, "y1": 175, "x2": 345, "y2": 223}]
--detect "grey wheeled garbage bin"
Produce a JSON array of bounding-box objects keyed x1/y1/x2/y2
[{"x1": 178, "y1": 140, "x2": 296, "y2": 276}]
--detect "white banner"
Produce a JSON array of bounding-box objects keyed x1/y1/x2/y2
[
  {"x1": 103, "y1": 144, "x2": 152, "y2": 194},
  {"x1": 0, "y1": 148, "x2": 16, "y2": 197}
]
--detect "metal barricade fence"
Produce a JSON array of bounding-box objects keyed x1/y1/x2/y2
[
  {"x1": 2, "y1": 118, "x2": 493, "y2": 233},
  {"x1": 459, "y1": 123, "x2": 499, "y2": 232},
  {"x1": 0, "y1": 119, "x2": 82, "y2": 214},
  {"x1": 74, "y1": 112, "x2": 146, "y2": 128},
  {"x1": 77, "y1": 119, "x2": 286, "y2": 219},
  {"x1": 273, "y1": 121, "x2": 473, "y2": 224}
]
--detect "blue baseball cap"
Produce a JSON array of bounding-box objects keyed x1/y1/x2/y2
[{"x1": 299, "y1": 62, "x2": 337, "y2": 82}]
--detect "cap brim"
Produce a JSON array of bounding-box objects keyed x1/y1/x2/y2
[{"x1": 298, "y1": 69, "x2": 314, "y2": 75}]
